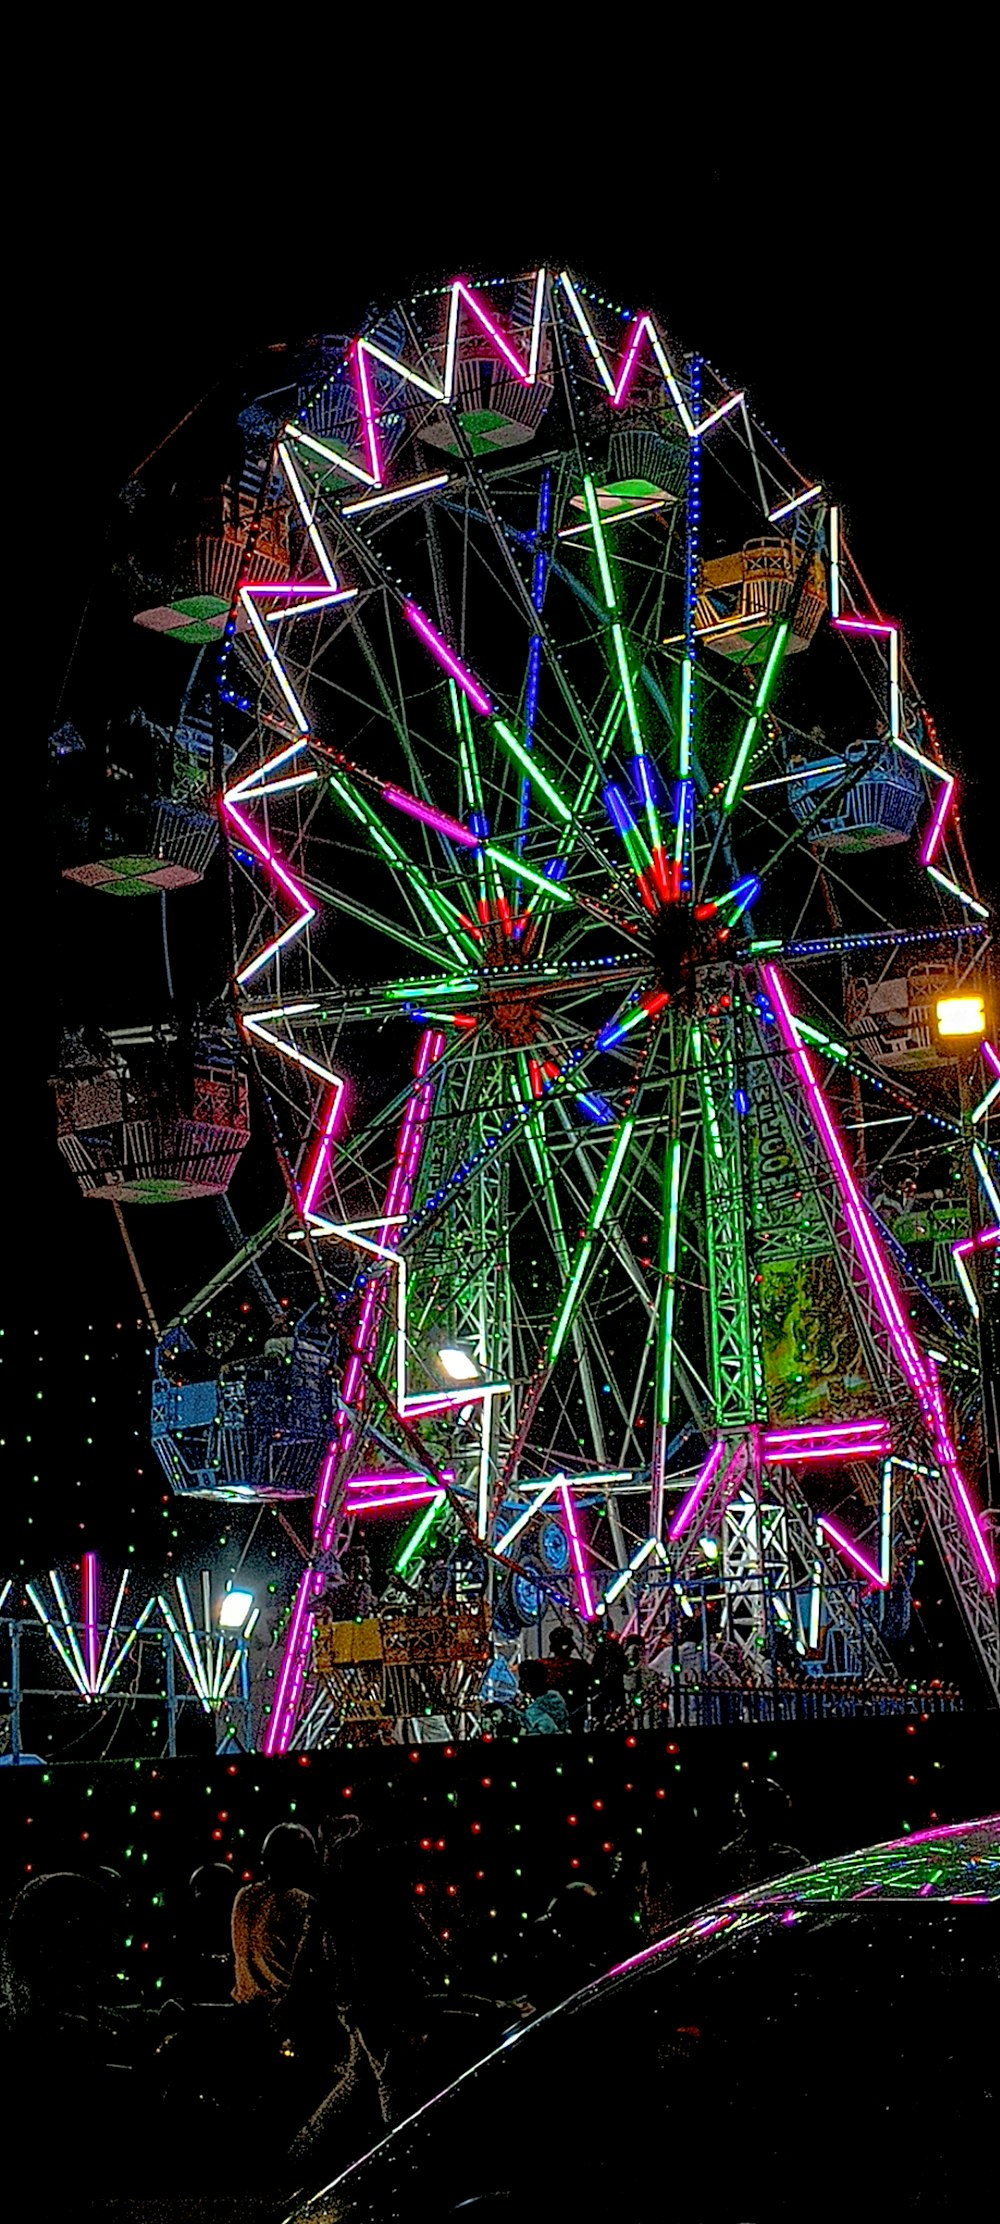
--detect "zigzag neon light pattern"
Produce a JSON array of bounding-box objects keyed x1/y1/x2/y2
[
  {"x1": 828, "y1": 508, "x2": 984, "y2": 918},
  {"x1": 284, "y1": 273, "x2": 548, "y2": 495},
  {"x1": 265, "y1": 1030, "x2": 447, "y2": 1755}
]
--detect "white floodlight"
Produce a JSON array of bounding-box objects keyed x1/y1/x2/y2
[
  {"x1": 436, "y1": 1346, "x2": 481, "y2": 1383},
  {"x1": 218, "y1": 1588, "x2": 255, "y2": 1631}
]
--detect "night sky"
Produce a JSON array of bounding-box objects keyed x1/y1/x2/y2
[{"x1": 10, "y1": 94, "x2": 995, "y2": 1684}]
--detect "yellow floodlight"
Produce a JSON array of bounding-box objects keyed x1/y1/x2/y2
[{"x1": 936, "y1": 994, "x2": 986, "y2": 1039}]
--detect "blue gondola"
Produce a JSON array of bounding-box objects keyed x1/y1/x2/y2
[
  {"x1": 787, "y1": 742, "x2": 922, "y2": 850},
  {"x1": 151, "y1": 1325, "x2": 335, "y2": 1500}
]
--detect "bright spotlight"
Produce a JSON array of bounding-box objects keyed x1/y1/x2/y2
[
  {"x1": 218, "y1": 1588, "x2": 255, "y2": 1631},
  {"x1": 437, "y1": 1346, "x2": 481, "y2": 1383},
  {"x1": 936, "y1": 994, "x2": 986, "y2": 1039}
]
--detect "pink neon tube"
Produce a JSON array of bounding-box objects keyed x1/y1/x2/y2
[
  {"x1": 320, "y1": 1029, "x2": 443, "y2": 1545},
  {"x1": 403, "y1": 603, "x2": 492, "y2": 716},
  {"x1": 764, "y1": 1418, "x2": 889, "y2": 1441},
  {"x1": 832, "y1": 617, "x2": 896, "y2": 638},
  {"x1": 765, "y1": 1441, "x2": 889, "y2": 1465},
  {"x1": 345, "y1": 1488, "x2": 441, "y2": 1514},
  {"x1": 559, "y1": 1481, "x2": 595, "y2": 1619},
  {"x1": 223, "y1": 796, "x2": 316, "y2": 987},
  {"x1": 311, "y1": 1448, "x2": 338, "y2": 1543},
  {"x1": 453, "y1": 280, "x2": 533, "y2": 384},
  {"x1": 382, "y1": 784, "x2": 479, "y2": 849},
  {"x1": 349, "y1": 1471, "x2": 442, "y2": 1488},
  {"x1": 263, "y1": 1566, "x2": 320, "y2": 1757},
  {"x1": 954, "y1": 1227, "x2": 999, "y2": 1257},
  {"x1": 920, "y1": 774, "x2": 955, "y2": 868},
  {"x1": 668, "y1": 1440, "x2": 726, "y2": 1543},
  {"x1": 611, "y1": 314, "x2": 652, "y2": 409},
  {"x1": 818, "y1": 1517, "x2": 887, "y2": 1590},
  {"x1": 301, "y1": 1082, "x2": 345, "y2": 1215},
  {"x1": 761, "y1": 964, "x2": 996, "y2": 1588},
  {"x1": 83, "y1": 1552, "x2": 98, "y2": 1692}
]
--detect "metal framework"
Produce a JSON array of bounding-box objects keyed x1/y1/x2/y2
[{"x1": 49, "y1": 266, "x2": 997, "y2": 1749}]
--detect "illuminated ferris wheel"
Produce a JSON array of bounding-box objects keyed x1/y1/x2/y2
[{"x1": 200, "y1": 266, "x2": 998, "y2": 1747}]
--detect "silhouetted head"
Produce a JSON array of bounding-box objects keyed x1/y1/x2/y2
[
  {"x1": 2, "y1": 1871, "x2": 117, "y2": 2018},
  {"x1": 261, "y1": 1822, "x2": 317, "y2": 1892},
  {"x1": 189, "y1": 1862, "x2": 238, "y2": 1910},
  {"x1": 735, "y1": 1775, "x2": 792, "y2": 1840},
  {"x1": 548, "y1": 1628, "x2": 574, "y2": 1660}
]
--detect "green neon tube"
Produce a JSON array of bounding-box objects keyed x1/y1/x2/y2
[
  {"x1": 453, "y1": 686, "x2": 490, "y2": 910},
  {"x1": 450, "y1": 682, "x2": 486, "y2": 815},
  {"x1": 678, "y1": 657, "x2": 693, "y2": 780},
  {"x1": 691, "y1": 1026, "x2": 723, "y2": 1161},
  {"x1": 566, "y1": 699, "x2": 625, "y2": 827},
  {"x1": 386, "y1": 974, "x2": 478, "y2": 1001},
  {"x1": 329, "y1": 770, "x2": 478, "y2": 962},
  {"x1": 494, "y1": 719, "x2": 572, "y2": 824},
  {"x1": 547, "y1": 1246, "x2": 591, "y2": 1365},
  {"x1": 588, "y1": 1115, "x2": 635, "y2": 1233},
  {"x1": 515, "y1": 1060, "x2": 571, "y2": 1276},
  {"x1": 722, "y1": 621, "x2": 789, "y2": 815},
  {"x1": 487, "y1": 844, "x2": 573, "y2": 903},
  {"x1": 583, "y1": 475, "x2": 617, "y2": 610},
  {"x1": 547, "y1": 1117, "x2": 635, "y2": 1364},
  {"x1": 611, "y1": 623, "x2": 643, "y2": 753},
  {"x1": 395, "y1": 1492, "x2": 447, "y2": 1575},
  {"x1": 797, "y1": 1020, "x2": 851, "y2": 1065}
]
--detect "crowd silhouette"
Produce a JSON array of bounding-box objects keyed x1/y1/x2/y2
[{"x1": 0, "y1": 1777, "x2": 808, "y2": 2215}]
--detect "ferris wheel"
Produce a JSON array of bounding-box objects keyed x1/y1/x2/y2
[
  {"x1": 199, "y1": 267, "x2": 998, "y2": 1749},
  {"x1": 53, "y1": 268, "x2": 998, "y2": 1752}
]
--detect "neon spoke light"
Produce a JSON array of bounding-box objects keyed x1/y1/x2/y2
[
  {"x1": 920, "y1": 772, "x2": 956, "y2": 868},
  {"x1": 495, "y1": 1478, "x2": 562, "y2": 1556},
  {"x1": 950, "y1": 1227, "x2": 998, "y2": 1322},
  {"x1": 559, "y1": 1479, "x2": 595, "y2": 1619},
  {"x1": 768, "y1": 485, "x2": 822, "y2": 522},
  {"x1": 972, "y1": 1144, "x2": 1000, "y2": 1221},
  {"x1": 224, "y1": 751, "x2": 318, "y2": 990},
  {"x1": 817, "y1": 1517, "x2": 887, "y2": 1590},
  {"x1": 925, "y1": 866, "x2": 989, "y2": 919},
  {"x1": 300, "y1": 1083, "x2": 346, "y2": 1217},
  {"x1": 381, "y1": 783, "x2": 480, "y2": 849},
  {"x1": 668, "y1": 1439, "x2": 727, "y2": 1543},
  {"x1": 345, "y1": 1486, "x2": 443, "y2": 1513},
  {"x1": 602, "y1": 1536, "x2": 667, "y2": 1608},
  {"x1": 394, "y1": 1493, "x2": 448, "y2": 1575},
  {"x1": 277, "y1": 439, "x2": 343, "y2": 587},
  {"x1": 547, "y1": 1118, "x2": 635, "y2": 1365},
  {"x1": 342, "y1": 472, "x2": 449, "y2": 515},
  {"x1": 404, "y1": 602, "x2": 492, "y2": 715},
  {"x1": 761, "y1": 964, "x2": 996, "y2": 1588},
  {"x1": 722, "y1": 621, "x2": 789, "y2": 814},
  {"x1": 494, "y1": 719, "x2": 572, "y2": 824},
  {"x1": 486, "y1": 844, "x2": 574, "y2": 905}
]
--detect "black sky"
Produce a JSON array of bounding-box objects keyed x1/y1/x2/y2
[{"x1": 10, "y1": 66, "x2": 996, "y2": 1600}]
